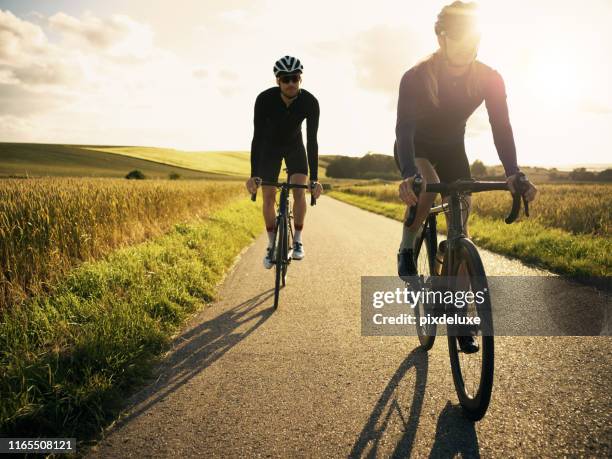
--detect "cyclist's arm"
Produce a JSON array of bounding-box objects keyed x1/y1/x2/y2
[
  {"x1": 306, "y1": 97, "x2": 320, "y2": 181},
  {"x1": 250, "y1": 94, "x2": 265, "y2": 178},
  {"x1": 484, "y1": 70, "x2": 520, "y2": 177},
  {"x1": 395, "y1": 69, "x2": 420, "y2": 179}
]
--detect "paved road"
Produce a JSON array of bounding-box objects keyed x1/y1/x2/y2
[{"x1": 88, "y1": 196, "x2": 611, "y2": 458}]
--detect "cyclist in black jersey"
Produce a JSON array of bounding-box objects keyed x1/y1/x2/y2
[
  {"x1": 246, "y1": 56, "x2": 323, "y2": 269},
  {"x1": 393, "y1": 1, "x2": 538, "y2": 352}
]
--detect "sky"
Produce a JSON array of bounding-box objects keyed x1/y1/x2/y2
[{"x1": 0, "y1": 0, "x2": 611, "y2": 168}]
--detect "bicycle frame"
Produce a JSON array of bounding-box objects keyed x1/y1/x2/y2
[
  {"x1": 275, "y1": 185, "x2": 295, "y2": 262},
  {"x1": 412, "y1": 176, "x2": 530, "y2": 276},
  {"x1": 251, "y1": 178, "x2": 315, "y2": 308},
  {"x1": 414, "y1": 193, "x2": 466, "y2": 278}
]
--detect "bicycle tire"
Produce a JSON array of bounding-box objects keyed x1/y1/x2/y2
[
  {"x1": 414, "y1": 216, "x2": 438, "y2": 351},
  {"x1": 274, "y1": 216, "x2": 285, "y2": 310},
  {"x1": 282, "y1": 215, "x2": 290, "y2": 287},
  {"x1": 447, "y1": 237, "x2": 494, "y2": 421}
]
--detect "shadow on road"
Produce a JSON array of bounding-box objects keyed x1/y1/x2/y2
[
  {"x1": 349, "y1": 347, "x2": 482, "y2": 458},
  {"x1": 105, "y1": 288, "x2": 275, "y2": 430},
  {"x1": 428, "y1": 401, "x2": 480, "y2": 458},
  {"x1": 349, "y1": 348, "x2": 428, "y2": 458}
]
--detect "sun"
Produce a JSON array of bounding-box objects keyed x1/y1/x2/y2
[{"x1": 526, "y1": 45, "x2": 584, "y2": 108}]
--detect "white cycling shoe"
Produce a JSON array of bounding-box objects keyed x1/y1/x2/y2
[
  {"x1": 263, "y1": 246, "x2": 274, "y2": 269},
  {"x1": 292, "y1": 241, "x2": 305, "y2": 260}
]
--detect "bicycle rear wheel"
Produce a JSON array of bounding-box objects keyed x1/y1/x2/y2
[
  {"x1": 273, "y1": 216, "x2": 285, "y2": 310},
  {"x1": 413, "y1": 216, "x2": 438, "y2": 351},
  {"x1": 447, "y1": 237, "x2": 494, "y2": 421}
]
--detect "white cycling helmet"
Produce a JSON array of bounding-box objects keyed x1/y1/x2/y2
[{"x1": 273, "y1": 56, "x2": 303, "y2": 76}]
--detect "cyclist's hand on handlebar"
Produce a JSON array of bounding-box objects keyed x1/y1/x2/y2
[
  {"x1": 246, "y1": 177, "x2": 260, "y2": 194},
  {"x1": 399, "y1": 174, "x2": 424, "y2": 206},
  {"x1": 310, "y1": 181, "x2": 323, "y2": 199},
  {"x1": 506, "y1": 173, "x2": 538, "y2": 202}
]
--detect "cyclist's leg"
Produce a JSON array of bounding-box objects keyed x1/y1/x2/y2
[
  {"x1": 289, "y1": 172, "x2": 307, "y2": 230},
  {"x1": 434, "y1": 144, "x2": 472, "y2": 238},
  {"x1": 404, "y1": 157, "x2": 440, "y2": 232},
  {"x1": 394, "y1": 144, "x2": 440, "y2": 277},
  {"x1": 285, "y1": 144, "x2": 309, "y2": 238},
  {"x1": 258, "y1": 151, "x2": 283, "y2": 241}
]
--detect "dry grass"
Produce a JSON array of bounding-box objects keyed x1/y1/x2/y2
[
  {"x1": 0, "y1": 178, "x2": 245, "y2": 309},
  {"x1": 335, "y1": 182, "x2": 611, "y2": 236}
]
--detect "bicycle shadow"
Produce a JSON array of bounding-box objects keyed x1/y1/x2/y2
[
  {"x1": 105, "y1": 288, "x2": 275, "y2": 430},
  {"x1": 349, "y1": 348, "x2": 429, "y2": 458},
  {"x1": 428, "y1": 402, "x2": 480, "y2": 458}
]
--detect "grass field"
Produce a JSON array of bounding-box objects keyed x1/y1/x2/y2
[
  {"x1": 84, "y1": 146, "x2": 252, "y2": 176},
  {"x1": 0, "y1": 142, "x2": 332, "y2": 179},
  {"x1": 0, "y1": 143, "x2": 235, "y2": 179},
  {"x1": 328, "y1": 183, "x2": 612, "y2": 278},
  {"x1": 0, "y1": 178, "x2": 249, "y2": 310},
  {"x1": 335, "y1": 182, "x2": 611, "y2": 236},
  {"x1": 0, "y1": 198, "x2": 262, "y2": 440}
]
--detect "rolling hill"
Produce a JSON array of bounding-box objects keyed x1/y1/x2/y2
[
  {"x1": 0, "y1": 143, "x2": 236, "y2": 179},
  {"x1": 0, "y1": 143, "x2": 333, "y2": 179}
]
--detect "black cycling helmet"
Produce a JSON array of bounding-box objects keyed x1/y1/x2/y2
[
  {"x1": 435, "y1": 1, "x2": 479, "y2": 38},
  {"x1": 273, "y1": 56, "x2": 303, "y2": 77}
]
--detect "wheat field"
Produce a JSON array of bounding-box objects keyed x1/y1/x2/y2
[
  {"x1": 335, "y1": 183, "x2": 611, "y2": 236},
  {"x1": 0, "y1": 178, "x2": 246, "y2": 310}
]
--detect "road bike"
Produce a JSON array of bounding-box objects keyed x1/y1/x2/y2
[
  {"x1": 406, "y1": 172, "x2": 530, "y2": 420},
  {"x1": 251, "y1": 178, "x2": 316, "y2": 309}
]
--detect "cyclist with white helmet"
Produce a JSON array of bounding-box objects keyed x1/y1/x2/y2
[
  {"x1": 246, "y1": 56, "x2": 322, "y2": 269},
  {"x1": 393, "y1": 1, "x2": 538, "y2": 353}
]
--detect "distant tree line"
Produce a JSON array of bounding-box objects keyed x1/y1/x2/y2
[
  {"x1": 471, "y1": 160, "x2": 612, "y2": 182},
  {"x1": 325, "y1": 153, "x2": 401, "y2": 180},
  {"x1": 326, "y1": 155, "x2": 611, "y2": 183},
  {"x1": 564, "y1": 167, "x2": 612, "y2": 182}
]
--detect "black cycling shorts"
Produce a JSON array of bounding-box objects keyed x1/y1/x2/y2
[
  {"x1": 394, "y1": 140, "x2": 472, "y2": 197},
  {"x1": 256, "y1": 143, "x2": 308, "y2": 182}
]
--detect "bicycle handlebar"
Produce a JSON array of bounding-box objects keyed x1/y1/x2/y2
[
  {"x1": 250, "y1": 179, "x2": 317, "y2": 206},
  {"x1": 405, "y1": 172, "x2": 530, "y2": 227}
]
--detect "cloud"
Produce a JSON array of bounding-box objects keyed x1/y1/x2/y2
[
  {"x1": 48, "y1": 12, "x2": 155, "y2": 59},
  {"x1": 580, "y1": 100, "x2": 612, "y2": 115},
  {"x1": 0, "y1": 83, "x2": 69, "y2": 116},
  {"x1": 353, "y1": 25, "x2": 425, "y2": 98},
  {"x1": 0, "y1": 10, "x2": 80, "y2": 87},
  {"x1": 0, "y1": 9, "x2": 50, "y2": 62},
  {"x1": 218, "y1": 69, "x2": 238, "y2": 80},
  {"x1": 193, "y1": 68, "x2": 208, "y2": 79}
]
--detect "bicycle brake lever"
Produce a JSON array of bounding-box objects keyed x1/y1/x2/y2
[
  {"x1": 505, "y1": 192, "x2": 521, "y2": 224},
  {"x1": 251, "y1": 178, "x2": 262, "y2": 202}
]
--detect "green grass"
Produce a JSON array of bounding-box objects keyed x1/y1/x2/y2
[
  {"x1": 1, "y1": 142, "x2": 332, "y2": 179},
  {"x1": 328, "y1": 191, "x2": 611, "y2": 278},
  {"x1": 0, "y1": 197, "x2": 262, "y2": 440},
  {"x1": 84, "y1": 146, "x2": 253, "y2": 177},
  {"x1": 0, "y1": 143, "x2": 237, "y2": 179}
]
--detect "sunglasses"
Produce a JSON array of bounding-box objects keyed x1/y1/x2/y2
[
  {"x1": 441, "y1": 29, "x2": 481, "y2": 42},
  {"x1": 279, "y1": 74, "x2": 301, "y2": 84}
]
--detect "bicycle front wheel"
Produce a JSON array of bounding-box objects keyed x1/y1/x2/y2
[
  {"x1": 447, "y1": 237, "x2": 494, "y2": 421},
  {"x1": 414, "y1": 218, "x2": 438, "y2": 351},
  {"x1": 282, "y1": 217, "x2": 292, "y2": 287},
  {"x1": 274, "y1": 217, "x2": 285, "y2": 310}
]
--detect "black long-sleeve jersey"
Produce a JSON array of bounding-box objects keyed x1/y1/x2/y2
[
  {"x1": 395, "y1": 60, "x2": 519, "y2": 178},
  {"x1": 250, "y1": 87, "x2": 320, "y2": 180}
]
